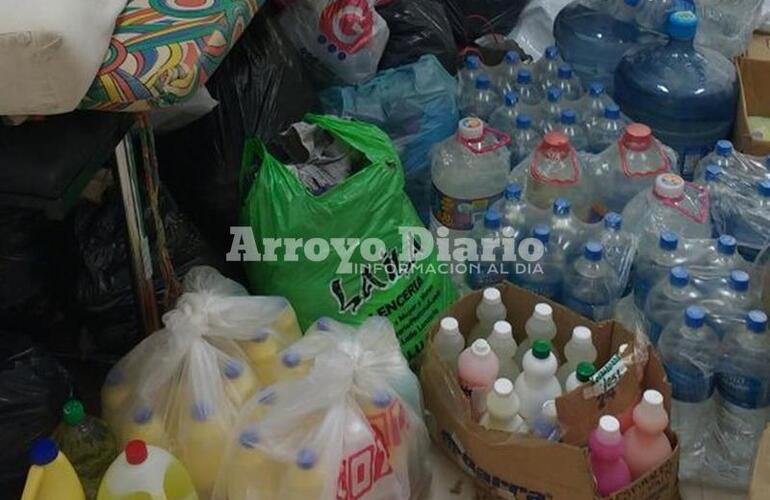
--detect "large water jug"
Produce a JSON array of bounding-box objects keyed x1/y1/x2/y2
[{"x1": 614, "y1": 11, "x2": 738, "y2": 176}]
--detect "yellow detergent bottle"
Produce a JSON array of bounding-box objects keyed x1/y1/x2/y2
[
  {"x1": 120, "y1": 406, "x2": 167, "y2": 448},
  {"x1": 22, "y1": 438, "x2": 85, "y2": 500},
  {"x1": 223, "y1": 359, "x2": 258, "y2": 404},
  {"x1": 97, "y1": 440, "x2": 198, "y2": 500},
  {"x1": 178, "y1": 402, "x2": 226, "y2": 497},
  {"x1": 239, "y1": 328, "x2": 280, "y2": 385},
  {"x1": 281, "y1": 448, "x2": 325, "y2": 499},
  {"x1": 101, "y1": 369, "x2": 131, "y2": 428},
  {"x1": 360, "y1": 390, "x2": 408, "y2": 470},
  {"x1": 224, "y1": 427, "x2": 279, "y2": 499},
  {"x1": 272, "y1": 305, "x2": 302, "y2": 339},
  {"x1": 273, "y1": 350, "x2": 312, "y2": 382}
]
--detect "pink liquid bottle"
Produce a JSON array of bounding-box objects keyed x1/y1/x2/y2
[
  {"x1": 623, "y1": 389, "x2": 672, "y2": 479},
  {"x1": 458, "y1": 339, "x2": 500, "y2": 417},
  {"x1": 589, "y1": 416, "x2": 631, "y2": 497}
]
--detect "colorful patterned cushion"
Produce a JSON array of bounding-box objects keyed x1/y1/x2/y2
[{"x1": 80, "y1": 0, "x2": 261, "y2": 111}]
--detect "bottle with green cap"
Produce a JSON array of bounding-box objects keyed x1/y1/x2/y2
[
  {"x1": 565, "y1": 361, "x2": 597, "y2": 392},
  {"x1": 514, "y1": 339, "x2": 562, "y2": 422},
  {"x1": 52, "y1": 399, "x2": 118, "y2": 499}
]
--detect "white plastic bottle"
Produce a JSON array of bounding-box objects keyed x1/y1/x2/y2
[
  {"x1": 565, "y1": 361, "x2": 597, "y2": 392},
  {"x1": 514, "y1": 340, "x2": 563, "y2": 422},
  {"x1": 468, "y1": 288, "x2": 507, "y2": 343},
  {"x1": 557, "y1": 326, "x2": 598, "y2": 385},
  {"x1": 487, "y1": 320, "x2": 520, "y2": 380},
  {"x1": 458, "y1": 339, "x2": 500, "y2": 416},
  {"x1": 480, "y1": 378, "x2": 526, "y2": 432},
  {"x1": 434, "y1": 316, "x2": 465, "y2": 372},
  {"x1": 515, "y1": 303, "x2": 557, "y2": 367}
]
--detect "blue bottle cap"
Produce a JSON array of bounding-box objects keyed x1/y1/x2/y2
[
  {"x1": 557, "y1": 64, "x2": 573, "y2": 79},
  {"x1": 317, "y1": 317, "x2": 331, "y2": 331},
  {"x1": 504, "y1": 91, "x2": 518, "y2": 107},
  {"x1": 505, "y1": 183, "x2": 523, "y2": 200},
  {"x1": 553, "y1": 197, "x2": 571, "y2": 215},
  {"x1": 133, "y1": 406, "x2": 153, "y2": 425},
  {"x1": 239, "y1": 428, "x2": 260, "y2": 448},
  {"x1": 192, "y1": 402, "x2": 213, "y2": 421},
  {"x1": 533, "y1": 224, "x2": 551, "y2": 244},
  {"x1": 296, "y1": 448, "x2": 318, "y2": 469},
  {"x1": 584, "y1": 241, "x2": 603, "y2": 261},
  {"x1": 604, "y1": 212, "x2": 622, "y2": 230},
  {"x1": 669, "y1": 266, "x2": 689, "y2": 287},
  {"x1": 666, "y1": 11, "x2": 698, "y2": 41},
  {"x1": 758, "y1": 180, "x2": 770, "y2": 197},
  {"x1": 717, "y1": 234, "x2": 737, "y2": 255},
  {"x1": 372, "y1": 390, "x2": 393, "y2": 408},
  {"x1": 560, "y1": 109, "x2": 577, "y2": 125},
  {"x1": 659, "y1": 231, "x2": 679, "y2": 251},
  {"x1": 30, "y1": 438, "x2": 58, "y2": 466},
  {"x1": 476, "y1": 74, "x2": 491, "y2": 90},
  {"x1": 747, "y1": 310, "x2": 768, "y2": 333},
  {"x1": 547, "y1": 87, "x2": 562, "y2": 102},
  {"x1": 545, "y1": 46, "x2": 559, "y2": 60},
  {"x1": 715, "y1": 140, "x2": 733, "y2": 156},
  {"x1": 589, "y1": 82, "x2": 605, "y2": 97},
  {"x1": 729, "y1": 270, "x2": 750, "y2": 291},
  {"x1": 704, "y1": 164, "x2": 723, "y2": 182},
  {"x1": 517, "y1": 68, "x2": 532, "y2": 84},
  {"x1": 465, "y1": 55, "x2": 481, "y2": 70},
  {"x1": 604, "y1": 104, "x2": 621, "y2": 120},
  {"x1": 516, "y1": 113, "x2": 532, "y2": 129},
  {"x1": 224, "y1": 359, "x2": 243, "y2": 379},
  {"x1": 484, "y1": 209, "x2": 502, "y2": 229},
  {"x1": 282, "y1": 351, "x2": 302, "y2": 368},
  {"x1": 684, "y1": 305, "x2": 706, "y2": 328},
  {"x1": 505, "y1": 51, "x2": 521, "y2": 65},
  {"x1": 252, "y1": 328, "x2": 272, "y2": 342}
]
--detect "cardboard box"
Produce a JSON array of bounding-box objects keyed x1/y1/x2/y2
[
  {"x1": 420, "y1": 283, "x2": 679, "y2": 500},
  {"x1": 733, "y1": 32, "x2": 770, "y2": 156},
  {"x1": 749, "y1": 425, "x2": 770, "y2": 500}
]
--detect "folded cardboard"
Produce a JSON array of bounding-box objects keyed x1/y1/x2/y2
[
  {"x1": 420, "y1": 283, "x2": 679, "y2": 500},
  {"x1": 734, "y1": 32, "x2": 770, "y2": 156},
  {"x1": 750, "y1": 425, "x2": 770, "y2": 500}
]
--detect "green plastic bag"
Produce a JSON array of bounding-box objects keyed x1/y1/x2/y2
[{"x1": 239, "y1": 114, "x2": 457, "y2": 359}]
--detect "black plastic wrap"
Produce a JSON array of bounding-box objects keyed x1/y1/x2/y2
[{"x1": 440, "y1": 0, "x2": 530, "y2": 46}]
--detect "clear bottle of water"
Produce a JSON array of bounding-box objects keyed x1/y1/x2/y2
[
  {"x1": 635, "y1": 0, "x2": 680, "y2": 31},
  {"x1": 516, "y1": 68, "x2": 544, "y2": 105},
  {"x1": 702, "y1": 140, "x2": 742, "y2": 172},
  {"x1": 467, "y1": 209, "x2": 506, "y2": 290},
  {"x1": 510, "y1": 114, "x2": 542, "y2": 167},
  {"x1": 554, "y1": 109, "x2": 589, "y2": 152},
  {"x1": 512, "y1": 224, "x2": 563, "y2": 299},
  {"x1": 643, "y1": 265, "x2": 700, "y2": 345},
  {"x1": 633, "y1": 231, "x2": 682, "y2": 308},
  {"x1": 709, "y1": 310, "x2": 770, "y2": 488},
  {"x1": 581, "y1": 82, "x2": 614, "y2": 127},
  {"x1": 562, "y1": 241, "x2": 618, "y2": 321},
  {"x1": 588, "y1": 104, "x2": 624, "y2": 153},
  {"x1": 695, "y1": 0, "x2": 764, "y2": 60},
  {"x1": 703, "y1": 269, "x2": 759, "y2": 339},
  {"x1": 533, "y1": 46, "x2": 564, "y2": 84},
  {"x1": 489, "y1": 92, "x2": 519, "y2": 136},
  {"x1": 500, "y1": 183, "x2": 528, "y2": 242},
  {"x1": 494, "y1": 51, "x2": 522, "y2": 95},
  {"x1": 690, "y1": 234, "x2": 740, "y2": 282},
  {"x1": 609, "y1": 0, "x2": 644, "y2": 21},
  {"x1": 549, "y1": 197, "x2": 582, "y2": 260},
  {"x1": 727, "y1": 180, "x2": 770, "y2": 255},
  {"x1": 460, "y1": 74, "x2": 503, "y2": 122},
  {"x1": 537, "y1": 87, "x2": 564, "y2": 133},
  {"x1": 458, "y1": 54, "x2": 482, "y2": 96},
  {"x1": 599, "y1": 212, "x2": 635, "y2": 287},
  {"x1": 555, "y1": 65, "x2": 583, "y2": 101},
  {"x1": 657, "y1": 305, "x2": 718, "y2": 478}
]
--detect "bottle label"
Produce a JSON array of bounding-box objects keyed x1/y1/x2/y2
[
  {"x1": 716, "y1": 372, "x2": 770, "y2": 410},
  {"x1": 665, "y1": 363, "x2": 714, "y2": 403},
  {"x1": 431, "y1": 185, "x2": 502, "y2": 231}
]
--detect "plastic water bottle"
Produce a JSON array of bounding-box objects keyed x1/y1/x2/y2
[
  {"x1": 709, "y1": 311, "x2": 770, "y2": 487},
  {"x1": 460, "y1": 75, "x2": 502, "y2": 121},
  {"x1": 500, "y1": 183, "x2": 528, "y2": 241},
  {"x1": 635, "y1": 0, "x2": 679, "y2": 30},
  {"x1": 565, "y1": 361, "x2": 597, "y2": 392},
  {"x1": 657, "y1": 305, "x2": 718, "y2": 477},
  {"x1": 434, "y1": 316, "x2": 465, "y2": 372},
  {"x1": 610, "y1": 0, "x2": 645, "y2": 21},
  {"x1": 493, "y1": 51, "x2": 522, "y2": 94},
  {"x1": 468, "y1": 209, "x2": 506, "y2": 289},
  {"x1": 563, "y1": 241, "x2": 618, "y2": 321},
  {"x1": 549, "y1": 197, "x2": 582, "y2": 259},
  {"x1": 553, "y1": 109, "x2": 588, "y2": 151},
  {"x1": 512, "y1": 225, "x2": 563, "y2": 300},
  {"x1": 703, "y1": 269, "x2": 759, "y2": 338},
  {"x1": 589, "y1": 416, "x2": 632, "y2": 496},
  {"x1": 555, "y1": 65, "x2": 582, "y2": 101},
  {"x1": 614, "y1": 11, "x2": 738, "y2": 176},
  {"x1": 599, "y1": 212, "x2": 635, "y2": 285},
  {"x1": 644, "y1": 265, "x2": 700, "y2": 345},
  {"x1": 487, "y1": 320, "x2": 520, "y2": 381},
  {"x1": 488, "y1": 92, "x2": 519, "y2": 136},
  {"x1": 458, "y1": 54, "x2": 482, "y2": 96},
  {"x1": 510, "y1": 114, "x2": 542, "y2": 167},
  {"x1": 581, "y1": 82, "x2": 614, "y2": 126},
  {"x1": 633, "y1": 231, "x2": 682, "y2": 308},
  {"x1": 701, "y1": 140, "x2": 742, "y2": 172},
  {"x1": 623, "y1": 390, "x2": 672, "y2": 479},
  {"x1": 727, "y1": 180, "x2": 770, "y2": 255},
  {"x1": 531, "y1": 399, "x2": 561, "y2": 440},
  {"x1": 557, "y1": 326, "x2": 598, "y2": 386},
  {"x1": 537, "y1": 88, "x2": 564, "y2": 133},
  {"x1": 515, "y1": 68, "x2": 544, "y2": 106},
  {"x1": 588, "y1": 104, "x2": 624, "y2": 153},
  {"x1": 480, "y1": 378, "x2": 526, "y2": 432},
  {"x1": 468, "y1": 287, "x2": 507, "y2": 343},
  {"x1": 533, "y1": 46, "x2": 564, "y2": 84},
  {"x1": 514, "y1": 340, "x2": 562, "y2": 422},
  {"x1": 516, "y1": 303, "x2": 558, "y2": 368},
  {"x1": 457, "y1": 339, "x2": 500, "y2": 415}
]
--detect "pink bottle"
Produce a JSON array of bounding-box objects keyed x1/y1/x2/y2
[
  {"x1": 589, "y1": 416, "x2": 631, "y2": 497},
  {"x1": 458, "y1": 339, "x2": 499, "y2": 416},
  {"x1": 623, "y1": 390, "x2": 672, "y2": 479}
]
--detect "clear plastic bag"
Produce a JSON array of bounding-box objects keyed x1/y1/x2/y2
[
  {"x1": 101, "y1": 266, "x2": 301, "y2": 497},
  {"x1": 213, "y1": 316, "x2": 431, "y2": 500}
]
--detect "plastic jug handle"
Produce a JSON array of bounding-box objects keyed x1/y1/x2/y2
[
  {"x1": 20, "y1": 466, "x2": 43, "y2": 500},
  {"x1": 457, "y1": 126, "x2": 511, "y2": 154},
  {"x1": 618, "y1": 138, "x2": 671, "y2": 178},
  {"x1": 530, "y1": 145, "x2": 580, "y2": 185},
  {"x1": 652, "y1": 181, "x2": 710, "y2": 223}
]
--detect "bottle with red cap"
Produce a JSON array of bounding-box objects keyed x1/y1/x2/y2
[{"x1": 96, "y1": 440, "x2": 198, "y2": 500}]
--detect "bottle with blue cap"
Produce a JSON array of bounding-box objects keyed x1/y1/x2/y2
[
  {"x1": 703, "y1": 269, "x2": 760, "y2": 339},
  {"x1": 282, "y1": 448, "x2": 325, "y2": 499},
  {"x1": 537, "y1": 87, "x2": 564, "y2": 133},
  {"x1": 580, "y1": 81, "x2": 616, "y2": 126},
  {"x1": 633, "y1": 230, "x2": 683, "y2": 308},
  {"x1": 459, "y1": 74, "x2": 502, "y2": 121},
  {"x1": 457, "y1": 54, "x2": 483, "y2": 96},
  {"x1": 178, "y1": 401, "x2": 227, "y2": 496},
  {"x1": 614, "y1": 10, "x2": 738, "y2": 176},
  {"x1": 120, "y1": 404, "x2": 167, "y2": 448},
  {"x1": 514, "y1": 68, "x2": 544, "y2": 106},
  {"x1": 562, "y1": 241, "x2": 619, "y2": 320},
  {"x1": 549, "y1": 197, "x2": 582, "y2": 259},
  {"x1": 554, "y1": 108, "x2": 589, "y2": 151},
  {"x1": 493, "y1": 50, "x2": 523, "y2": 94},
  {"x1": 599, "y1": 212, "x2": 634, "y2": 283},
  {"x1": 643, "y1": 265, "x2": 700, "y2": 345},
  {"x1": 587, "y1": 104, "x2": 625, "y2": 153},
  {"x1": 512, "y1": 224, "x2": 563, "y2": 299},
  {"x1": 360, "y1": 389, "x2": 409, "y2": 470},
  {"x1": 726, "y1": 179, "x2": 770, "y2": 259},
  {"x1": 489, "y1": 91, "x2": 520, "y2": 136},
  {"x1": 657, "y1": 305, "x2": 718, "y2": 478},
  {"x1": 22, "y1": 438, "x2": 85, "y2": 500},
  {"x1": 222, "y1": 358, "x2": 258, "y2": 403},
  {"x1": 239, "y1": 327, "x2": 280, "y2": 385},
  {"x1": 467, "y1": 208, "x2": 507, "y2": 290},
  {"x1": 224, "y1": 426, "x2": 279, "y2": 499},
  {"x1": 510, "y1": 113, "x2": 542, "y2": 166},
  {"x1": 709, "y1": 310, "x2": 770, "y2": 485},
  {"x1": 532, "y1": 46, "x2": 564, "y2": 84},
  {"x1": 554, "y1": 64, "x2": 582, "y2": 101},
  {"x1": 500, "y1": 183, "x2": 529, "y2": 242}
]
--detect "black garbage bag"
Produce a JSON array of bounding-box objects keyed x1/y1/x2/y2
[
  {"x1": 440, "y1": 0, "x2": 530, "y2": 47},
  {"x1": 375, "y1": 0, "x2": 458, "y2": 74},
  {"x1": 0, "y1": 332, "x2": 72, "y2": 496},
  {"x1": 157, "y1": 7, "x2": 319, "y2": 252}
]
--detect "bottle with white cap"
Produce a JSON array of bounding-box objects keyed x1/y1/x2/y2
[
  {"x1": 468, "y1": 288, "x2": 508, "y2": 343},
  {"x1": 514, "y1": 340, "x2": 562, "y2": 422},
  {"x1": 434, "y1": 316, "x2": 465, "y2": 372},
  {"x1": 565, "y1": 361, "x2": 596, "y2": 393},
  {"x1": 557, "y1": 326, "x2": 598, "y2": 385},
  {"x1": 589, "y1": 415, "x2": 631, "y2": 496},
  {"x1": 457, "y1": 339, "x2": 500, "y2": 416},
  {"x1": 480, "y1": 378, "x2": 526, "y2": 433},
  {"x1": 486, "y1": 320, "x2": 520, "y2": 380},
  {"x1": 515, "y1": 303, "x2": 557, "y2": 367},
  {"x1": 459, "y1": 74, "x2": 503, "y2": 121},
  {"x1": 622, "y1": 389, "x2": 672, "y2": 479}
]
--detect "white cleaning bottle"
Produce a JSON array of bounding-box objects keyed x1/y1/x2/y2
[
  {"x1": 487, "y1": 320, "x2": 519, "y2": 380},
  {"x1": 515, "y1": 303, "x2": 557, "y2": 367},
  {"x1": 469, "y1": 288, "x2": 507, "y2": 343},
  {"x1": 514, "y1": 340, "x2": 563, "y2": 422}
]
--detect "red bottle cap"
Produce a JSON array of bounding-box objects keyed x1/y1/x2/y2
[
  {"x1": 622, "y1": 123, "x2": 653, "y2": 151},
  {"x1": 125, "y1": 440, "x2": 148, "y2": 465},
  {"x1": 543, "y1": 131, "x2": 570, "y2": 151}
]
